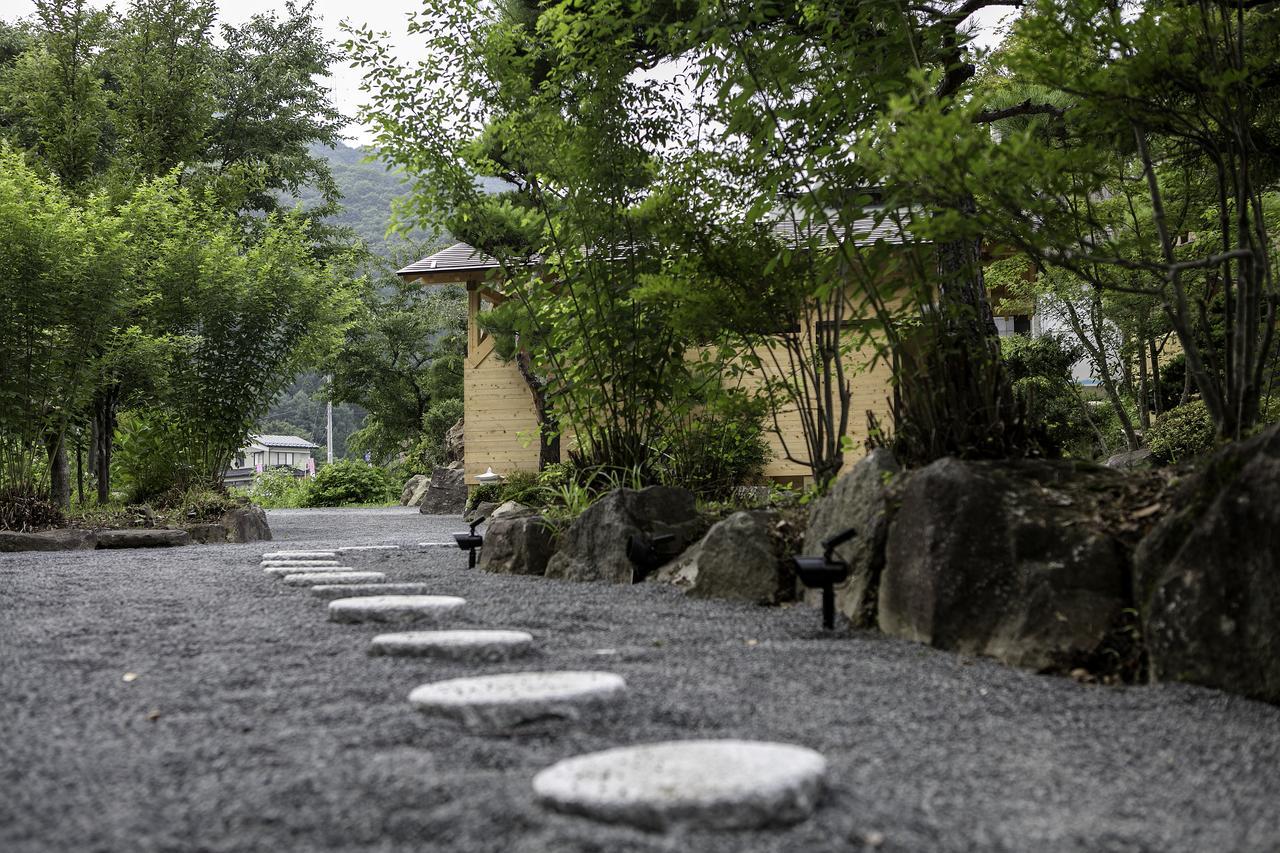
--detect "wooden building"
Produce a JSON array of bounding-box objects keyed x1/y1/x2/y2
[{"x1": 397, "y1": 238, "x2": 1033, "y2": 488}]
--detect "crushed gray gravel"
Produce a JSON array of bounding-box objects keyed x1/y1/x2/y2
[{"x1": 1, "y1": 506, "x2": 1278, "y2": 852}]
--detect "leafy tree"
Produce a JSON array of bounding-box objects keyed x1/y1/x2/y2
[
  {"x1": 0, "y1": 146, "x2": 128, "y2": 505},
  {"x1": 113, "y1": 175, "x2": 360, "y2": 492},
  {"x1": 106, "y1": 0, "x2": 218, "y2": 180},
  {"x1": 328, "y1": 256, "x2": 466, "y2": 466},
  {"x1": 0, "y1": 0, "x2": 112, "y2": 190},
  {"x1": 201, "y1": 0, "x2": 345, "y2": 219},
  {"x1": 936, "y1": 0, "x2": 1280, "y2": 441},
  {"x1": 348, "y1": 0, "x2": 745, "y2": 479}
]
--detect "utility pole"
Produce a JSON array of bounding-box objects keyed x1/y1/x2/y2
[{"x1": 326, "y1": 375, "x2": 334, "y2": 464}]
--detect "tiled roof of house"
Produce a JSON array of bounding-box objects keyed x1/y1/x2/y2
[
  {"x1": 397, "y1": 209, "x2": 910, "y2": 278},
  {"x1": 251, "y1": 434, "x2": 318, "y2": 449}
]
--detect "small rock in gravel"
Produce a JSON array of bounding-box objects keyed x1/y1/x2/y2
[
  {"x1": 370, "y1": 630, "x2": 534, "y2": 661},
  {"x1": 532, "y1": 740, "x2": 827, "y2": 831},
  {"x1": 309, "y1": 583, "x2": 430, "y2": 600},
  {"x1": 281, "y1": 571, "x2": 386, "y2": 586},
  {"x1": 328, "y1": 595, "x2": 465, "y2": 625},
  {"x1": 263, "y1": 564, "x2": 355, "y2": 577},
  {"x1": 408, "y1": 671, "x2": 625, "y2": 733}
]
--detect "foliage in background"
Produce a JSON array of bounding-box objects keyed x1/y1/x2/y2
[
  {"x1": 258, "y1": 372, "x2": 365, "y2": 461},
  {"x1": 654, "y1": 389, "x2": 770, "y2": 500},
  {"x1": 1147, "y1": 401, "x2": 1218, "y2": 465},
  {"x1": 348, "y1": 0, "x2": 1038, "y2": 488},
  {"x1": 349, "y1": 0, "x2": 743, "y2": 482},
  {"x1": 1000, "y1": 334, "x2": 1096, "y2": 458},
  {"x1": 0, "y1": 0, "x2": 357, "y2": 514},
  {"x1": 0, "y1": 146, "x2": 127, "y2": 506},
  {"x1": 245, "y1": 466, "x2": 311, "y2": 509},
  {"x1": 328, "y1": 255, "x2": 466, "y2": 468},
  {"x1": 303, "y1": 459, "x2": 394, "y2": 507}
]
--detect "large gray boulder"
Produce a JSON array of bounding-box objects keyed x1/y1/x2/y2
[
  {"x1": 879, "y1": 458, "x2": 1129, "y2": 671},
  {"x1": 0, "y1": 528, "x2": 97, "y2": 552},
  {"x1": 800, "y1": 449, "x2": 900, "y2": 627},
  {"x1": 419, "y1": 466, "x2": 467, "y2": 515},
  {"x1": 478, "y1": 514, "x2": 557, "y2": 576},
  {"x1": 656, "y1": 510, "x2": 784, "y2": 603},
  {"x1": 1134, "y1": 424, "x2": 1280, "y2": 703},
  {"x1": 222, "y1": 506, "x2": 271, "y2": 543},
  {"x1": 400, "y1": 474, "x2": 429, "y2": 506},
  {"x1": 545, "y1": 486, "x2": 704, "y2": 584},
  {"x1": 464, "y1": 500, "x2": 500, "y2": 524}
]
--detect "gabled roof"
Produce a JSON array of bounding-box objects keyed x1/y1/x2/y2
[
  {"x1": 250, "y1": 434, "x2": 318, "y2": 449},
  {"x1": 398, "y1": 209, "x2": 909, "y2": 278},
  {"x1": 397, "y1": 243, "x2": 499, "y2": 276}
]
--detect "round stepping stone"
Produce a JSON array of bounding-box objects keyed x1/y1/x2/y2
[
  {"x1": 532, "y1": 740, "x2": 827, "y2": 831},
  {"x1": 281, "y1": 571, "x2": 386, "y2": 587},
  {"x1": 260, "y1": 559, "x2": 342, "y2": 568},
  {"x1": 338, "y1": 544, "x2": 401, "y2": 552},
  {"x1": 310, "y1": 582, "x2": 431, "y2": 601},
  {"x1": 328, "y1": 595, "x2": 465, "y2": 625},
  {"x1": 264, "y1": 564, "x2": 355, "y2": 577},
  {"x1": 371, "y1": 630, "x2": 534, "y2": 662},
  {"x1": 408, "y1": 671, "x2": 625, "y2": 732},
  {"x1": 262, "y1": 550, "x2": 335, "y2": 559}
]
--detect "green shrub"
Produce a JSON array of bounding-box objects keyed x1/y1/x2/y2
[
  {"x1": 303, "y1": 460, "x2": 395, "y2": 507},
  {"x1": 171, "y1": 486, "x2": 249, "y2": 522},
  {"x1": 656, "y1": 392, "x2": 770, "y2": 500},
  {"x1": 248, "y1": 467, "x2": 310, "y2": 508},
  {"x1": 1147, "y1": 400, "x2": 1217, "y2": 463},
  {"x1": 1001, "y1": 334, "x2": 1095, "y2": 458},
  {"x1": 465, "y1": 483, "x2": 503, "y2": 511},
  {"x1": 113, "y1": 410, "x2": 198, "y2": 503},
  {"x1": 417, "y1": 397, "x2": 464, "y2": 469}
]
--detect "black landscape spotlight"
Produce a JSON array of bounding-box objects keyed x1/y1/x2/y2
[
  {"x1": 453, "y1": 517, "x2": 485, "y2": 568},
  {"x1": 625, "y1": 532, "x2": 678, "y2": 582},
  {"x1": 792, "y1": 527, "x2": 858, "y2": 630}
]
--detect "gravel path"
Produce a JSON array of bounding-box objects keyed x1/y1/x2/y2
[{"x1": 2, "y1": 507, "x2": 1278, "y2": 852}]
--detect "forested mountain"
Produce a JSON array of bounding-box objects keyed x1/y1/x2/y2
[
  {"x1": 259, "y1": 373, "x2": 365, "y2": 460},
  {"x1": 292, "y1": 142, "x2": 511, "y2": 257},
  {"x1": 292, "y1": 142, "x2": 432, "y2": 255}
]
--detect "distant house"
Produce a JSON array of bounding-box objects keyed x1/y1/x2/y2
[{"x1": 224, "y1": 434, "x2": 318, "y2": 487}]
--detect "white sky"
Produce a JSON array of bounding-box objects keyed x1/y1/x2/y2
[{"x1": 6, "y1": 1, "x2": 1016, "y2": 146}]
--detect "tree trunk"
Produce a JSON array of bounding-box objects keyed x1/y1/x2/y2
[
  {"x1": 46, "y1": 431, "x2": 70, "y2": 509},
  {"x1": 94, "y1": 390, "x2": 117, "y2": 504},
  {"x1": 1149, "y1": 338, "x2": 1163, "y2": 417},
  {"x1": 76, "y1": 431, "x2": 84, "y2": 505},
  {"x1": 515, "y1": 350, "x2": 560, "y2": 470},
  {"x1": 1137, "y1": 338, "x2": 1151, "y2": 431}
]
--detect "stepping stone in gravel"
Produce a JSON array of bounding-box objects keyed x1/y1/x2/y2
[
  {"x1": 281, "y1": 571, "x2": 386, "y2": 586},
  {"x1": 371, "y1": 630, "x2": 534, "y2": 662},
  {"x1": 408, "y1": 671, "x2": 625, "y2": 733},
  {"x1": 532, "y1": 740, "x2": 827, "y2": 831},
  {"x1": 262, "y1": 550, "x2": 336, "y2": 559},
  {"x1": 260, "y1": 560, "x2": 343, "y2": 568},
  {"x1": 309, "y1": 582, "x2": 431, "y2": 601},
  {"x1": 338, "y1": 544, "x2": 401, "y2": 552},
  {"x1": 263, "y1": 564, "x2": 355, "y2": 577},
  {"x1": 328, "y1": 595, "x2": 465, "y2": 625},
  {"x1": 418, "y1": 542, "x2": 454, "y2": 548}
]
